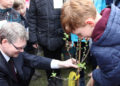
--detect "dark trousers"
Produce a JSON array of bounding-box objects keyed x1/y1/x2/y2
[{"x1": 43, "y1": 47, "x2": 63, "y2": 86}]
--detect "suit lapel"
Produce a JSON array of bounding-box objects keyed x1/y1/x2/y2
[{"x1": 0, "y1": 52, "x2": 18, "y2": 82}]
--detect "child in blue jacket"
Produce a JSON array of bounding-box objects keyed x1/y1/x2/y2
[{"x1": 61, "y1": 0, "x2": 120, "y2": 86}]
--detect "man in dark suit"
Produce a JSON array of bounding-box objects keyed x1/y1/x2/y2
[{"x1": 0, "y1": 22, "x2": 78, "y2": 86}]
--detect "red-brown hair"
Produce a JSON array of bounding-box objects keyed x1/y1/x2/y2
[{"x1": 61, "y1": 0, "x2": 96, "y2": 34}]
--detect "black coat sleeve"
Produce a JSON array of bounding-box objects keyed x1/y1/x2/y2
[
  {"x1": 26, "y1": 0, "x2": 38, "y2": 43},
  {"x1": 18, "y1": 52, "x2": 52, "y2": 70}
]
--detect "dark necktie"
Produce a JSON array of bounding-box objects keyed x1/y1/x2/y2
[{"x1": 8, "y1": 58, "x2": 18, "y2": 81}]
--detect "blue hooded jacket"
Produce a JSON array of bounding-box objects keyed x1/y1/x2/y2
[{"x1": 91, "y1": 4, "x2": 120, "y2": 86}]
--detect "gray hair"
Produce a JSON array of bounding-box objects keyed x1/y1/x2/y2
[{"x1": 0, "y1": 22, "x2": 28, "y2": 43}]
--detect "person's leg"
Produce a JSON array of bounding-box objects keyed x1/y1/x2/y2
[
  {"x1": 79, "y1": 70, "x2": 85, "y2": 86},
  {"x1": 43, "y1": 47, "x2": 63, "y2": 86},
  {"x1": 46, "y1": 69, "x2": 62, "y2": 86},
  {"x1": 26, "y1": 44, "x2": 42, "y2": 80}
]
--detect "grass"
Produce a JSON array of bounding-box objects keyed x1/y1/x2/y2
[
  {"x1": 29, "y1": 64, "x2": 92, "y2": 86},
  {"x1": 30, "y1": 69, "x2": 73, "y2": 86},
  {"x1": 30, "y1": 70, "x2": 48, "y2": 86}
]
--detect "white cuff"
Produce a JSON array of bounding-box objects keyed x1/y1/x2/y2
[{"x1": 51, "y1": 59, "x2": 60, "y2": 69}]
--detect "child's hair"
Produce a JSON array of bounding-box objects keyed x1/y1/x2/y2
[
  {"x1": 13, "y1": 0, "x2": 25, "y2": 9},
  {"x1": 61, "y1": 0, "x2": 97, "y2": 34}
]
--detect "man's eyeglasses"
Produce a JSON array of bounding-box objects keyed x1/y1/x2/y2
[{"x1": 11, "y1": 43, "x2": 25, "y2": 51}]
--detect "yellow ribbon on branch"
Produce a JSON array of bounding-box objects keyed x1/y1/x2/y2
[{"x1": 68, "y1": 71, "x2": 80, "y2": 86}]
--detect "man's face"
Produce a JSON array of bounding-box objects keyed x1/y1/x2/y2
[
  {"x1": 2, "y1": 38, "x2": 26, "y2": 57},
  {"x1": 72, "y1": 24, "x2": 94, "y2": 40},
  {"x1": 0, "y1": 0, "x2": 14, "y2": 9}
]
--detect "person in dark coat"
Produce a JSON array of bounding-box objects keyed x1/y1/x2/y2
[
  {"x1": 61, "y1": 0, "x2": 120, "y2": 86},
  {"x1": 27, "y1": 0, "x2": 65, "y2": 85},
  {"x1": 0, "y1": 22, "x2": 78, "y2": 86}
]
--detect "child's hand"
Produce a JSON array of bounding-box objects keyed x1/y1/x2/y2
[
  {"x1": 87, "y1": 73, "x2": 94, "y2": 86},
  {"x1": 87, "y1": 76, "x2": 94, "y2": 86},
  {"x1": 88, "y1": 72, "x2": 92, "y2": 77}
]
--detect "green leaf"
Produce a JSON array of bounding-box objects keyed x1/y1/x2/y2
[
  {"x1": 64, "y1": 33, "x2": 69, "y2": 38},
  {"x1": 63, "y1": 38, "x2": 66, "y2": 40},
  {"x1": 51, "y1": 72, "x2": 57, "y2": 77},
  {"x1": 77, "y1": 62, "x2": 86, "y2": 70}
]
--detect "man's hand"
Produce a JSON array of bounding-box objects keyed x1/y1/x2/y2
[
  {"x1": 58, "y1": 58, "x2": 78, "y2": 68},
  {"x1": 33, "y1": 43, "x2": 38, "y2": 48}
]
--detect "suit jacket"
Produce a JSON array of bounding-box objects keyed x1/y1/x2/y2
[{"x1": 0, "y1": 51, "x2": 51, "y2": 86}]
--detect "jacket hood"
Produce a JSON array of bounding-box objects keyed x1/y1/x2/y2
[
  {"x1": 92, "y1": 4, "x2": 120, "y2": 46},
  {"x1": 91, "y1": 4, "x2": 120, "y2": 86}
]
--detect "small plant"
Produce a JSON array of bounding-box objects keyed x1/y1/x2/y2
[
  {"x1": 51, "y1": 72, "x2": 57, "y2": 77},
  {"x1": 51, "y1": 33, "x2": 89, "y2": 86},
  {"x1": 77, "y1": 62, "x2": 86, "y2": 70}
]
